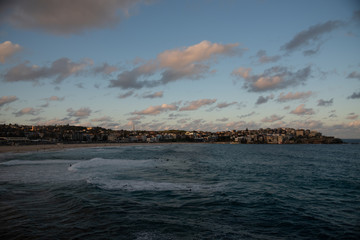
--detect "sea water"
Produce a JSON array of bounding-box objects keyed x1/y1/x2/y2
[{"x1": 0, "y1": 143, "x2": 359, "y2": 239}]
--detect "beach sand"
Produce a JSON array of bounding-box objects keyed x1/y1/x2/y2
[
  {"x1": 0, "y1": 142, "x2": 200, "y2": 154},
  {"x1": 0, "y1": 143, "x2": 150, "y2": 154}
]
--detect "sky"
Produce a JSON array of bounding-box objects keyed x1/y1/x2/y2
[{"x1": 0, "y1": 0, "x2": 359, "y2": 138}]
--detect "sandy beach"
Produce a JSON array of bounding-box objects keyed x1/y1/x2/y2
[
  {"x1": 0, "y1": 142, "x2": 205, "y2": 154},
  {"x1": 0, "y1": 143, "x2": 153, "y2": 154}
]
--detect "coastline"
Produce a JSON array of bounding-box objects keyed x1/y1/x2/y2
[{"x1": 0, "y1": 143, "x2": 164, "y2": 154}]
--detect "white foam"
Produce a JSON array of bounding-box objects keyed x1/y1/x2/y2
[
  {"x1": 0, "y1": 159, "x2": 75, "y2": 166},
  {"x1": 68, "y1": 158, "x2": 154, "y2": 172}
]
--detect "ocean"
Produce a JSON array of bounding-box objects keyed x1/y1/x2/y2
[{"x1": 0, "y1": 143, "x2": 359, "y2": 239}]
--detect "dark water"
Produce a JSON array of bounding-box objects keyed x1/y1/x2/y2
[{"x1": 0, "y1": 144, "x2": 359, "y2": 239}]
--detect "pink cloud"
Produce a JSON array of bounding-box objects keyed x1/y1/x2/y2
[
  {"x1": 0, "y1": 95, "x2": 18, "y2": 107},
  {"x1": 290, "y1": 104, "x2": 315, "y2": 115},
  {"x1": 180, "y1": 99, "x2": 216, "y2": 111},
  {"x1": 13, "y1": 107, "x2": 40, "y2": 117},
  {"x1": 132, "y1": 103, "x2": 178, "y2": 115},
  {"x1": 261, "y1": 114, "x2": 284, "y2": 123},
  {"x1": 277, "y1": 91, "x2": 313, "y2": 102},
  {"x1": 0, "y1": 41, "x2": 22, "y2": 63}
]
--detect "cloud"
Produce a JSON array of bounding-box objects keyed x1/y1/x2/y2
[
  {"x1": 255, "y1": 50, "x2": 281, "y2": 64},
  {"x1": 277, "y1": 91, "x2": 313, "y2": 102},
  {"x1": 109, "y1": 41, "x2": 242, "y2": 89},
  {"x1": 3, "y1": 58, "x2": 92, "y2": 84},
  {"x1": 233, "y1": 66, "x2": 311, "y2": 92},
  {"x1": 13, "y1": 107, "x2": 40, "y2": 117},
  {"x1": 92, "y1": 63, "x2": 118, "y2": 76},
  {"x1": 75, "y1": 83, "x2": 85, "y2": 89},
  {"x1": 118, "y1": 91, "x2": 134, "y2": 99},
  {"x1": 290, "y1": 104, "x2": 315, "y2": 115},
  {"x1": 91, "y1": 116, "x2": 113, "y2": 122},
  {"x1": 32, "y1": 118, "x2": 79, "y2": 126},
  {"x1": 255, "y1": 94, "x2": 273, "y2": 105},
  {"x1": 157, "y1": 40, "x2": 240, "y2": 69},
  {"x1": 302, "y1": 43, "x2": 322, "y2": 56},
  {"x1": 239, "y1": 111, "x2": 255, "y2": 118},
  {"x1": 0, "y1": 95, "x2": 18, "y2": 107},
  {"x1": 261, "y1": 114, "x2": 284, "y2": 123},
  {"x1": 281, "y1": 20, "x2": 343, "y2": 53},
  {"x1": 40, "y1": 95, "x2": 64, "y2": 108},
  {"x1": 346, "y1": 113, "x2": 358, "y2": 120},
  {"x1": 352, "y1": 10, "x2": 360, "y2": 23},
  {"x1": 317, "y1": 98, "x2": 333, "y2": 107},
  {"x1": 347, "y1": 71, "x2": 360, "y2": 81},
  {"x1": 132, "y1": 103, "x2": 178, "y2": 115},
  {"x1": 216, "y1": 118, "x2": 229, "y2": 122},
  {"x1": 215, "y1": 101, "x2": 238, "y2": 109},
  {"x1": 0, "y1": 0, "x2": 146, "y2": 35},
  {"x1": 180, "y1": 99, "x2": 216, "y2": 111},
  {"x1": 67, "y1": 107, "x2": 92, "y2": 118},
  {"x1": 141, "y1": 91, "x2": 163, "y2": 99},
  {"x1": 44, "y1": 95, "x2": 64, "y2": 102},
  {"x1": 0, "y1": 41, "x2": 22, "y2": 63},
  {"x1": 347, "y1": 91, "x2": 360, "y2": 99}
]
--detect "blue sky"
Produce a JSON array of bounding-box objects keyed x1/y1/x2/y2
[{"x1": 0, "y1": 0, "x2": 359, "y2": 138}]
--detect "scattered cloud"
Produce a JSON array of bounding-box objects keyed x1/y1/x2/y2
[
  {"x1": 289, "y1": 119, "x2": 324, "y2": 130},
  {"x1": 0, "y1": 0, "x2": 147, "y2": 35},
  {"x1": 255, "y1": 94, "x2": 274, "y2": 105},
  {"x1": 209, "y1": 101, "x2": 238, "y2": 111},
  {"x1": 109, "y1": 40, "x2": 242, "y2": 89},
  {"x1": 239, "y1": 111, "x2": 256, "y2": 118},
  {"x1": 352, "y1": 10, "x2": 360, "y2": 23},
  {"x1": 13, "y1": 107, "x2": 40, "y2": 117},
  {"x1": 67, "y1": 107, "x2": 92, "y2": 119},
  {"x1": 40, "y1": 102, "x2": 49, "y2": 108},
  {"x1": 0, "y1": 95, "x2": 18, "y2": 107},
  {"x1": 132, "y1": 103, "x2": 178, "y2": 116},
  {"x1": 346, "y1": 113, "x2": 358, "y2": 120},
  {"x1": 317, "y1": 98, "x2": 333, "y2": 107},
  {"x1": 118, "y1": 91, "x2": 134, "y2": 99},
  {"x1": 91, "y1": 116, "x2": 113, "y2": 122},
  {"x1": 3, "y1": 58, "x2": 92, "y2": 84},
  {"x1": 92, "y1": 63, "x2": 118, "y2": 76},
  {"x1": 261, "y1": 114, "x2": 284, "y2": 123},
  {"x1": 281, "y1": 20, "x2": 343, "y2": 54},
  {"x1": 180, "y1": 98, "x2": 216, "y2": 111},
  {"x1": 302, "y1": 42, "x2": 322, "y2": 56},
  {"x1": 75, "y1": 83, "x2": 85, "y2": 89},
  {"x1": 141, "y1": 91, "x2": 163, "y2": 99},
  {"x1": 290, "y1": 104, "x2": 315, "y2": 115},
  {"x1": 347, "y1": 71, "x2": 360, "y2": 81},
  {"x1": 347, "y1": 91, "x2": 360, "y2": 99},
  {"x1": 32, "y1": 118, "x2": 79, "y2": 126},
  {"x1": 48, "y1": 96, "x2": 64, "y2": 101},
  {"x1": 40, "y1": 96, "x2": 64, "y2": 108},
  {"x1": 277, "y1": 91, "x2": 313, "y2": 102},
  {"x1": 0, "y1": 41, "x2": 22, "y2": 63},
  {"x1": 255, "y1": 50, "x2": 281, "y2": 64},
  {"x1": 216, "y1": 117, "x2": 229, "y2": 122},
  {"x1": 233, "y1": 66, "x2": 311, "y2": 92}
]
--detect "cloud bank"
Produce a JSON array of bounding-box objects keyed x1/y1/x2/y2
[
  {"x1": 233, "y1": 66, "x2": 311, "y2": 92},
  {"x1": 3, "y1": 58, "x2": 92, "y2": 84},
  {"x1": 109, "y1": 41, "x2": 242, "y2": 89},
  {"x1": 0, "y1": 0, "x2": 146, "y2": 35}
]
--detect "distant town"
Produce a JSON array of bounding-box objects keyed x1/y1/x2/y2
[{"x1": 0, "y1": 123, "x2": 344, "y2": 145}]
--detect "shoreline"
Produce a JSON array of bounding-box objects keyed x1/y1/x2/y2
[
  {"x1": 0, "y1": 143, "x2": 158, "y2": 154},
  {"x1": 0, "y1": 142, "x2": 204, "y2": 154}
]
